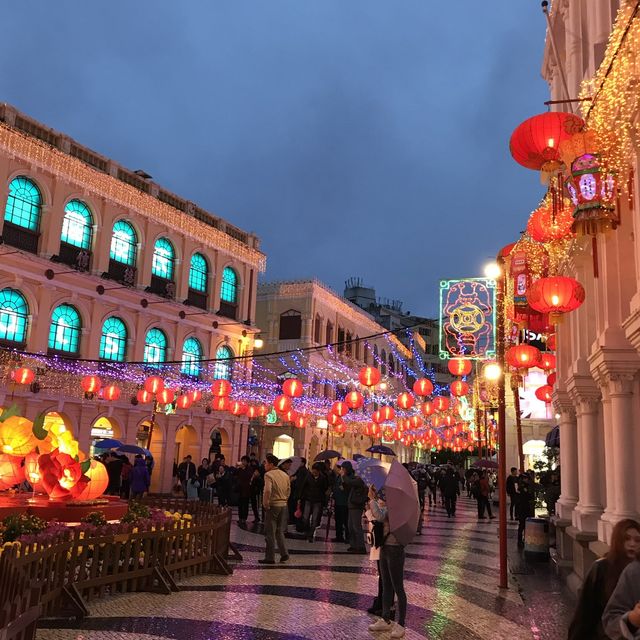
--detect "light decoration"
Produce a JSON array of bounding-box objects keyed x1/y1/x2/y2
[
  {"x1": 345, "y1": 391, "x2": 364, "y2": 410},
  {"x1": 136, "y1": 389, "x2": 153, "y2": 404},
  {"x1": 447, "y1": 358, "x2": 472, "y2": 377},
  {"x1": 526, "y1": 198, "x2": 574, "y2": 243},
  {"x1": 396, "y1": 392, "x2": 415, "y2": 410},
  {"x1": 380, "y1": 406, "x2": 395, "y2": 421},
  {"x1": 211, "y1": 379, "x2": 232, "y2": 397},
  {"x1": 282, "y1": 378, "x2": 304, "y2": 398},
  {"x1": 527, "y1": 276, "x2": 585, "y2": 323},
  {"x1": 327, "y1": 413, "x2": 343, "y2": 427},
  {"x1": 144, "y1": 376, "x2": 164, "y2": 394},
  {"x1": 421, "y1": 401, "x2": 436, "y2": 417},
  {"x1": 539, "y1": 353, "x2": 556, "y2": 372},
  {"x1": 535, "y1": 385, "x2": 553, "y2": 404},
  {"x1": 505, "y1": 344, "x2": 541, "y2": 372},
  {"x1": 176, "y1": 394, "x2": 192, "y2": 410},
  {"x1": 450, "y1": 380, "x2": 469, "y2": 397},
  {"x1": 359, "y1": 366, "x2": 381, "y2": 387},
  {"x1": 0, "y1": 454, "x2": 25, "y2": 488},
  {"x1": 212, "y1": 396, "x2": 230, "y2": 412},
  {"x1": 273, "y1": 395, "x2": 292, "y2": 414},
  {"x1": 230, "y1": 401, "x2": 248, "y2": 416},
  {"x1": 412, "y1": 378, "x2": 434, "y2": 396},
  {"x1": 157, "y1": 388, "x2": 175, "y2": 405},
  {"x1": 12, "y1": 367, "x2": 34, "y2": 385},
  {"x1": 81, "y1": 374, "x2": 102, "y2": 394},
  {"x1": 0, "y1": 415, "x2": 37, "y2": 455},
  {"x1": 69, "y1": 459, "x2": 109, "y2": 500},
  {"x1": 103, "y1": 385, "x2": 121, "y2": 401},
  {"x1": 330, "y1": 401, "x2": 349, "y2": 417},
  {"x1": 433, "y1": 396, "x2": 450, "y2": 412}
]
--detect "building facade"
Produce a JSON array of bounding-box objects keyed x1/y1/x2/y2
[{"x1": 0, "y1": 104, "x2": 265, "y2": 493}]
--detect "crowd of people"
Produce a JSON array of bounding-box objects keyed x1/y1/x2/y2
[{"x1": 97, "y1": 450, "x2": 154, "y2": 499}]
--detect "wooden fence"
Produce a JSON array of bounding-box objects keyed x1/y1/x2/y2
[{"x1": 0, "y1": 501, "x2": 236, "y2": 640}]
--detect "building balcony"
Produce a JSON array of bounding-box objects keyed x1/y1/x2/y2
[
  {"x1": 104, "y1": 259, "x2": 136, "y2": 287},
  {"x1": 146, "y1": 274, "x2": 175, "y2": 299},
  {"x1": 186, "y1": 289, "x2": 208, "y2": 311},
  {"x1": 1, "y1": 222, "x2": 39, "y2": 254},
  {"x1": 53, "y1": 242, "x2": 92, "y2": 272},
  {"x1": 218, "y1": 301, "x2": 237, "y2": 320}
]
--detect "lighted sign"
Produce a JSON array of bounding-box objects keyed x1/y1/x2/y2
[
  {"x1": 439, "y1": 278, "x2": 496, "y2": 359},
  {"x1": 266, "y1": 408, "x2": 278, "y2": 424}
]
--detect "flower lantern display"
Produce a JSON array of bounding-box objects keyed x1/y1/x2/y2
[
  {"x1": 359, "y1": 366, "x2": 381, "y2": 387},
  {"x1": 24, "y1": 451, "x2": 41, "y2": 487},
  {"x1": 69, "y1": 460, "x2": 109, "y2": 500},
  {"x1": 345, "y1": 391, "x2": 364, "y2": 410},
  {"x1": 505, "y1": 344, "x2": 541, "y2": 371},
  {"x1": 282, "y1": 378, "x2": 304, "y2": 398},
  {"x1": 211, "y1": 379, "x2": 232, "y2": 397},
  {"x1": 331, "y1": 401, "x2": 349, "y2": 417},
  {"x1": 540, "y1": 353, "x2": 557, "y2": 372},
  {"x1": 527, "y1": 276, "x2": 585, "y2": 323},
  {"x1": 144, "y1": 376, "x2": 164, "y2": 394},
  {"x1": 396, "y1": 392, "x2": 415, "y2": 410},
  {"x1": 38, "y1": 450, "x2": 88, "y2": 500},
  {"x1": 380, "y1": 406, "x2": 395, "y2": 421},
  {"x1": 526, "y1": 199, "x2": 574, "y2": 243},
  {"x1": 229, "y1": 401, "x2": 248, "y2": 416},
  {"x1": 413, "y1": 378, "x2": 434, "y2": 397},
  {"x1": 212, "y1": 396, "x2": 230, "y2": 412},
  {"x1": 176, "y1": 394, "x2": 192, "y2": 410},
  {"x1": 0, "y1": 454, "x2": 25, "y2": 488},
  {"x1": 12, "y1": 367, "x2": 35, "y2": 385},
  {"x1": 136, "y1": 389, "x2": 154, "y2": 404},
  {"x1": 81, "y1": 374, "x2": 102, "y2": 394},
  {"x1": 273, "y1": 395, "x2": 292, "y2": 414},
  {"x1": 433, "y1": 396, "x2": 450, "y2": 412},
  {"x1": 450, "y1": 380, "x2": 469, "y2": 397},
  {"x1": 421, "y1": 401, "x2": 435, "y2": 417},
  {"x1": 448, "y1": 358, "x2": 472, "y2": 377},
  {"x1": 157, "y1": 388, "x2": 175, "y2": 405},
  {"x1": 535, "y1": 385, "x2": 554, "y2": 404},
  {"x1": 0, "y1": 415, "x2": 38, "y2": 456},
  {"x1": 102, "y1": 385, "x2": 121, "y2": 401}
]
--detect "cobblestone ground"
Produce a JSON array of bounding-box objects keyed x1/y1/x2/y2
[{"x1": 37, "y1": 495, "x2": 573, "y2": 639}]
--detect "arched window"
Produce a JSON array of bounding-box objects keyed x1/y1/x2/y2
[
  {"x1": 61, "y1": 200, "x2": 93, "y2": 249},
  {"x1": 213, "y1": 345, "x2": 233, "y2": 380},
  {"x1": 220, "y1": 267, "x2": 238, "y2": 304},
  {"x1": 48, "y1": 304, "x2": 81, "y2": 354},
  {"x1": 0, "y1": 288, "x2": 29, "y2": 345},
  {"x1": 313, "y1": 315, "x2": 322, "y2": 344},
  {"x1": 143, "y1": 328, "x2": 167, "y2": 365},
  {"x1": 110, "y1": 220, "x2": 137, "y2": 266},
  {"x1": 151, "y1": 237, "x2": 175, "y2": 280},
  {"x1": 189, "y1": 253, "x2": 208, "y2": 293},
  {"x1": 380, "y1": 349, "x2": 387, "y2": 375},
  {"x1": 326, "y1": 321, "x2": 333, "y2": 344},
  {"x1": 4, "y1": 176, "x2": 42, "y2": 231},
  {"x1": 99, "y1": 317, "x2": 127, "y2": 362},
  {"x1": 279, "y1": 309, "x2": 302, "y2": 340},
  {"x1": 181, "y1": 337, "x2": 203, "y2": 377}
]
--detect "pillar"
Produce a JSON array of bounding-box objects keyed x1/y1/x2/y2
[{"x1": 554, "y1": 392, "x2": 578, "y2": 520}]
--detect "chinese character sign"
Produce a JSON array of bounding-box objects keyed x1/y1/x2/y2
[{"x1": 439, "y1": 278, "x2": 496, "y2": 359}]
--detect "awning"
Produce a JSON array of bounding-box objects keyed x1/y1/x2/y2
[{"x1": 544, "y1": 425, "x2": 560, "y2": 448}]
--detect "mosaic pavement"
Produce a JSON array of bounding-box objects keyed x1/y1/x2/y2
[{"x1": 36, "y1": 496, "x2": 567, "y2": 639}]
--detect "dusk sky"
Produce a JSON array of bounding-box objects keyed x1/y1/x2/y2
[{"x1": 1, "y1": 1, "x2": 549, "y2": 317}]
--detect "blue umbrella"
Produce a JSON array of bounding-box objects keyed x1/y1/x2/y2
[
  {"x1": 94, "y1": 438, "x2": 123, "y2": 449},
  {"x1": 141, "y1": 448, "x2": 153, "y2": 457},
  {"x1": 353, "y1": 453, "x2": 367, "y2": 461},
  {"x1": 116, "y1": 444, "x2": 147, "y2": 455},
  {"x1": 366, "y1": 444, "x2": 396, "y2": 456},
  {"x1": 356, "y1": 457, "x2": 391, "y2": 491}
]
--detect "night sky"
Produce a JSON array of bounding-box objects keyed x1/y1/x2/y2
[{"x1": 1, "y1": 1, "x2": 549, "y2": 317}]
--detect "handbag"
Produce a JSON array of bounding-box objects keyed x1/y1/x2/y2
[{"x1": 294, "y1": 501, "x2": 303, "y2": 519}]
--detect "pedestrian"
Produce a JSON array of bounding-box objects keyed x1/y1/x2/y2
[
  {"x1": 427, "y1": 468, "x2": 438, "y2": 508},
  {"x1": 105, "y1": 452, "x2": 123, "y2": 496},
  {"x1": 297, "y1": 462, "x2": 329, "y2": 542},
  {"x1": 177, "y1": 455, "x2": 196, "y2": 496},
  {"x1": 368, "y1": 485, "x2": 407, "y2": 639},
  {"x1": 215, "y1": 457, "x2": 231, "y2": 506},
  {"x1": 477, "y1": 471, "x2": 495, "y2": 520},
  {"x1": 259, "y1": 453, "x2": 291, "y2": 565},
  {"x1": 411, "y1": 464, "x2": 428, "y2": 534},
  {"x1": 236, "y1": 455, "x2": 254, "y2": 526},
  {"x1": 602, "y1": 556, "x2": 640, "y2": 640},
  {"x1": 120, "y1": 456, "x2": 132, "y2": 499},
  {"x1": 130, "y1": 454, "x2": 150, "y2": 499},
  {"x1": 514, "y1": 473, "x2": 535, "y2": 548},
  {"x1": 186, "y1": 475, "x2": 200, "y2": 500},
  {"x1": 440, "y1": 467, "x2": 460, "y2": 517},
  {"x1": 568, "y1": 518, "x2": 640, "y2": 640},
  {"x1": 197, "y1": 457, "x2": 212, "y2": 487},
  {"x1": 506, "y1": 467, "x2": 518, "y2": 521},
  {"x1": 332, "y1": 461, "x2": 349, "y2": 543},
  {"x1": 340, "y1": 460, "x2": 368, "y2": 554},
  {"x1": 250, "y1": 459, "x2": 263, "y2": 523}
]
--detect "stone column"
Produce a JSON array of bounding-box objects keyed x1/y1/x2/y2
[{"x1": 554, "y1": 391, "x2": 578, "y2": 521}]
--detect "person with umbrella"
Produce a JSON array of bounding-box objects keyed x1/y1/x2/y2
[
  {"x1": 297, "y1": 461, "x2": 329, "y2": 542},
  {"x1": 130, "y1": 454, "x2": 150, "y2": 499},
  {"x1": 332, "y1": 460, "x2": 349, "y2": 543},
  {"x1": 340, "y1": 460, "x2": 368, "y2": 554},
  {"x1": 367, "y1": 485, "x2": 407, "y2": 638}
]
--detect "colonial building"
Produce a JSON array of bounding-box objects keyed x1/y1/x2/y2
[
  {"x1": 256, "y1": 279, "x2": 416, "y2": 463},
  {"x1": 0, "y1": 104, "x2": 265, "y2": 492}
]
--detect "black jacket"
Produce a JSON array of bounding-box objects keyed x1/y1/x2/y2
[
  {"x1": 342, "y1": 474, "x2": 368, "y2": 509},
  {"x1": 297, "y1": 473, "x2": 329, "y2": 504}
]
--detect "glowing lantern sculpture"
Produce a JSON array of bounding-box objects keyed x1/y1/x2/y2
[
  {"x1": 535, "y1": 385, "x2": 554, "y2": 404},
  {"x1": 527, "y1": 276, "x2": 585, "y2": 323},
  {"x1": 212, "y1": 396, "x2": 230, "y2": 412},
  {"x1": 421, "y1": 401, "x2": 435, "y2": 417},
  {"x1": 144, "y1": 376, "x2": 164, "y2": 394},
  {"x1": 24, "y1": 452, "x2": 41, "y2": 488},
  {"x1": 0, "y1": 454, "x2": 25, "y2": 488},
  {"x1": 505, "y1": 344, "x2": 541, "y2": 371},
  {"x1": 157, "y1": 388, "x2": 175, "y2": 405},
  {"x1": 396, "y1": 392, "x2": 415, "y2": 410},
  {"x1": 273, "y1": 395, "x2": 292, "y2": 414},
  {"x1": 282, "y1": 378, "x2": 304, "y2": 398},
  {"x1": 0, "y1": 416, "x2": 38, "y2": 456},
  {"x1": 433, "y1": 396, "x2": 450, "y2": 412},
  {"x1": 413, "y1": 378, "x2": 434, "y2": 397},
  {"x1": 540, "y1": 353, "x2": 557, "y2": 372},
  {"x1": 331, "y1": 401, "x2": 349, "y2": 417},
  {"x1": 359, "y1": 366, "x2": 381, "y2": 387},
  {"x1": 527, "y1": 200, "x2": 574, "y2": 243},
  {"x1": 12, "y1": 367, "x2": 35, "y2": 385},
  {"x1": 70, "y1": 460, "x2": 109, "y2": 500},
  {"x1": 450, "y1": 380, "x2": 469, "y2": 397},
  {"x1": 81, "y1": 375, "x2": 102, "y2": 394},
  {"x1": 448, "y1": 358, "x2": 472, "y2": 377},
  {"x1": 211, "y1": 379, "x2": 232, "y2": 397},
  {"x1": 137, "y1": 389, "x2": 154, "y2": 404},
  {"x1": 38, "y1": 450, "x2": 87, "y2": 500},
  {"x1": 345, "y1": 391, "x2": 364, "y2": 410}
]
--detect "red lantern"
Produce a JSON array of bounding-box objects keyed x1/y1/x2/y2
[
  {"x1": 331, "y1": 401, "x2": 349, "y2": 417},
  {"x1": 144, "y1": 376, "x2": 164, "y2": 394},
  {"x1": 81, "y1": 374, "x2": 102, "y2": 394},
  {"x1": 547, "y1": 372, "x2": 557, "y2": 386},
  {"x1": 246, "y1": 405, "x2": 258, "y2": 419},
  {"x1": 540, "y1": 353, "x2": 556, "y2": 371},
  {"x1": 334, "y1": 423, "x2": 347, "y2": 435},
  {"x1": 434, "y1": 396, "x2": 450, "y2": 412},
  {"x1": 257, "y1": 403, "x2": 269, "y2": 417},
  {"x1": 136, "y1": 389, "x2": 153, "y2": 404},
  {"x1": 450, "y1": 381, "x2": 469, "y2": 397},
  {"x1": 274, "y1": 395, "x2": 292, "y2": 414},
  {"x1": 535, "y1": 385, "x2": 553, "y2": 404},
  {"x1": 230, "y1": 401, "x2": 248, "y2": 416},
  {"x1": 409, "y1": 415, "x2": 423, "y2": 429},
  {"x1": 444, "y1": 414, "x2": 455, "y2": 427},
  {"x1": 421, "y1": 401, "x2": 435, "y2": 417},
  {"x1": 527, "y1": 276, "x2": 585, "y2": 323},
  {"x1": 380, "y1": 406, "x2": 395, "y2": 421},
  {"x1": 294, "y1": 416, "x2": 306, "y2": 429},
  {"x1": 527, "y1": 201, "x2": 574, "y2": 243},
  {"x1": 547, "y1": 334, "x2": 557, "y2": 351},
  {"x1": 12, "y1": 367, "x2": 34, "y2": 385},
  {"x1": 370, "y1": 423, "x2": 381, "y2": 438},
  {"x1": 176, "y1": 395, "x2": 192, "y2": 410},
  {"x1": 103, "y1": 385, "x2": 121, "y2": 401},
  {"x1": 448, "y1": 358, "x2": 472, "y2": 377},
  {"x1": 284, "y1": 409, "x2": 298, "y2": 423},
  {"x1": 509, "y1": 112, "x2": 584, "y2": 171},
  {"x1": 212, "y1": 396, "x2": 230, "y2": 412},
  {"x1": 211, "y1": 379, "x2": 232, "y2": 397},
  {"x1": 345, "y1": 391, "x2": 364, "y2": 410},
  {"x1": 372, "y1": 409, "x2": 382, "y2": 424},
  {"x1": 396, "y1": 392, "x2": 415, "y2": 410},
  {"x1": 188, "y1": 389, "x2": 202, "y2": 403},
  {"x1": 359, "y1": 366, "x2": 381, "y2": 387},
  {"x1": 327, "y1": 413, "x2": 343, "y2": 427},
  {"x1": 282, "y1": 378, "x2": 303, "y2": 398},
  {"x1": 413, "y1": 378, "x2": 434, "y2": 397},
  {"x1": 156, "y1": 389, "x2": 174, "y2": 405},
  {"x1": 467, "y1": 445, "x2": 474, "y2": 453},
  {"x1": 505, "y1": 344, "x2": 541, "y2": 371}
]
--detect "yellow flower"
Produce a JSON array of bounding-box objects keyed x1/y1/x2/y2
[{"x1": 183, "y1": 514, "x2": 192, "y2": 521}]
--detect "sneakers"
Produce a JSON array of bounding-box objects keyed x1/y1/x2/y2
[
  {"x1": 280, "y1": 554, "x2": 289, "y2": 563},
  {"x1": 368, "y1": 619, "x2": 393, "y2": 632},
  {"x1": 390, "y1": 623, "x2": 406, "y2": 638}
]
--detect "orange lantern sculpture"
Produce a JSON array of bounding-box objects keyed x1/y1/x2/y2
[
  {"x1": 413, "y1": 378, "x2": 434, "y2": 397},
  {"x1": 69, "y1": 460, "x2": 109, "y2": 500},
  {"x1": 540, "y1": 353, "x2": 556, "y2": 372},
  {"x1": 144, "y1": 376, "x2": 164, "y2": 394},
  {"x1": 450, "y1": 381, "x2": 469, "y2": 397},
  {"x1": 535, "y1": 385, "x2": 553, "y2": 403},
  {"x1": 273, "y1": 395, "x2": 292, "y2": 414},
  {"x1": 157, "y1": 388, "x2": 175, "y2": 405},
  {"x1": 282, "y1": 378, "x2": 304, "y2": 398},
  {"x1": 12, "y1": 367, "x2": 35, "y2": 385},
  {"x1": 396, "y1": 392, "x2": 415, "y2": 410},
  {"x1": 212, "y1": 396, "x2": 230, "y2": 412},
  {"x1": 421, "y1": 401, "x2": 435, "y2": 417},
  {"x1": 505, "y1": 344, "x2": 541, "y2": 371},
  {"x1": 359, "y1": 366, "x2": 381, "y2": 387},
  {"x1": 24, "y1": 452, "x2": 41, "y2": 488},
  {"x1": 0, "y1": 416, "x2": 37, "y2": 456},
  {"x1": 81, "y1": 374, "x2": 102, "y2": 394},
  {"x1": 0, "y1": 454, "x2": 25, "y2": 488},
  {"x1": 527, "y1": 276, "x2": 585, "y2": 323},
  {"x1": 345, "y1": 391, "x2": 364, "y2": 410},
  {"x1": 137, "y1": 389, "x2": 154, "y2": 404},
  {"x1": 448, "y1": 358, "x2": 472, "y2": 377},
  {"x1": 331, "y1": 401, "x2": 349, "y2": 417},
  {"x1": 211, "y1": 379, "x2": 232, "y2": 397},
  {"x1": 434, "y1": 396, "x2": 450, "y2": 412}
]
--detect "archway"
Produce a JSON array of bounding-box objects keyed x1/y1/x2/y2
[
  {"x1": 175, "y1": 424, "x2": 200, "y2": 464},
  {"x1": 137, "y1": 420, "x2": 164, "y2": 493},
  {"x1": 272, "y1": 434, "x2": 294, "y2": 460},
  {"x1": 89, "y1": 416, "x2": 122, "y2": 457},
  {"x1": 209, "y1": 427, "x2": 231, "y2": 461}
]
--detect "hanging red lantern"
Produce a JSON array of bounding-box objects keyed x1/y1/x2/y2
[
  {"x1": 284, "y1": 409, "x2": 298, "y2": 423},
  {"x1": 547, "y1": 372, "x2": 557, "y2": 386},
  {"x1": 136, "y1": 389, "x2": 153, "y2": 404},
  {"x1": 188, "y1": 389, "x2": 202, "y2": 403},
  {"x1": 294, "y1": 416, "x2": 306, "y2": 429},
  {"x1": 434, "y1": 396, "x2": 450, "y2": 412},
  {"x1": 230, "y1": 401, "x2": 248, "y2": 416},
  {"x1": 547, "y1": 334, "x2": 557, "y2": 351},
  {"x1": 450, "y1": 380, "x2": 469, "y2": 397},
  {"x1": 273, "y1": 395, "x2": 292, "y2": 414},
  {"x1": 412, "y1": 378, "x2": 434, "y2": 397},
  {"x1": 157, "y1": 388, "x2": 175, "y2": 405},
  {"x1": 467, "y1": 445, "x2": 474, "y2": 453},
  {"x1": 380, "y1": 406, "x2": 395, "y2": 421},
  {"x1": 359, "y1": 366, "x2": 381, "y2": 387},
  {"x1": 535, "y1": 385, "x2": 553, "y2": 404},
  {"x1": 540, "y1": 353, "x2": 556, "y2": 372},
  {"x1": 527, "y1": 200, "x2": 574, "y2": 243},
  {"x1": 327, "y1": 413, "x2": 343, "y2": 427},
  {"x1": 103, "y1": 385, "x2": 121, "y2": 401},
  {"x1": 396, "y1": 392, "x2": 415, "y2": 410},
  {"x1": 509, "y1": 112, "x2": 584, "y2": 171},
  {"x1": 527, "y1": 276, "x2": 585, "y2": 323},
  {"x1": 331, "y1": 401, "x2": 349, "y2": 417},
  {"x1": 257, "y1": 403, "x2": 269, "y2": 417},
  {"x1": 334, "y1": 423, "x2": 347, "y2": 435},
  {"x1": 12, "y1": 367, "x2": 35, "y2": 385},
  {"x1": 447, "y1": 358, "x2": 472, "y2": 377},
  {"x1": 144, "y1": 376, "x2": 164, "y2": 394},
  {"x1": 505, "y1": 344, "x2": 541, "y2": 371},
  {"x1": 282, "y1": 378, "x2": 304, "y2": 398},
  {"x1": 409, "y1": 415, "x2": 423, "y2": 429},
  {"x1": 370, "y1": 423, "x2": 381, "y2": 438},
  {"x1": 176, "y1": 395, "x2": 192, "y2": 410},
  {"x1": 345, "y1": 390, "x2": 364, "y2": 410},
  {"x1": 211, "y1": 379, "x2": 232, "y2": 397},
  {"x1": 444, "y1": 415, "x2": 455, "y2": 427},
  {"x1": 372, "y1": 409, "x2": 382, "y2": 424},
  {"x1": 80, "y1": 374, "x2": 102, "y2": 394},
  {"x1": 212, "y1": 396, "x2": 230, "y2": 412},
  {"x1": 421, "y1": 401, "x2": 435, "y2": 417}
]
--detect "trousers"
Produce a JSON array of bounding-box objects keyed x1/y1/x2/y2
[
  {"x1": 477, "y1": 495, "x2": 493, "y2": 518},
  {"x1": 334, "y1": 504, "x2": 349, "y2": 541},
  {"x1": 348, "y1": 508, "x2": 366, "y2": 551},
  {"x1": 444, "y1": 495, "x2": 457, "y2": 516},
  {"x1": 264, "y1": 505, "x2": 288, "y2": 561},
  {"x1": 303, "y1": 501, "x2": 323, "y2": 538},
  {"x1": 380, "y1": 545, "x2": 407, "y2": 626}
]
